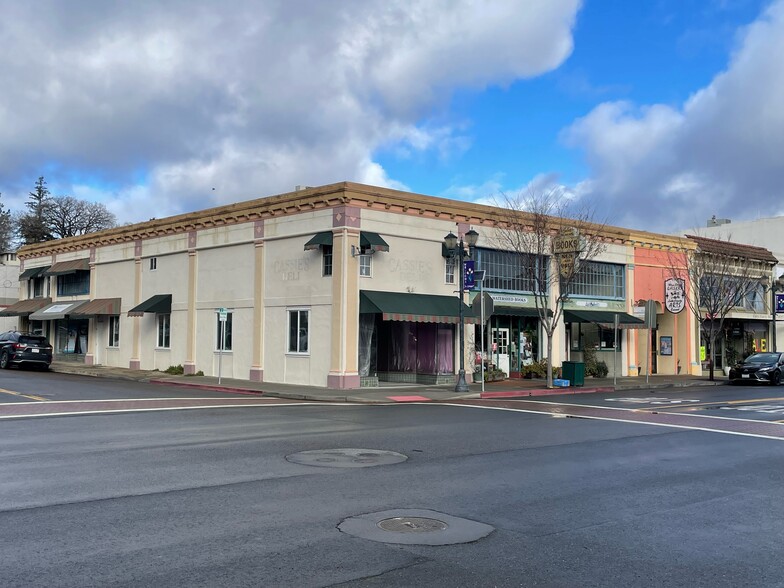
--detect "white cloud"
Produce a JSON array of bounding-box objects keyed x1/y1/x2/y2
[
  {"x1": 0, "y1": 0, "x2": 581, "y2": 222},
  {"x1": 562, "y1": 0, "x2": 784, "y2": 233}
]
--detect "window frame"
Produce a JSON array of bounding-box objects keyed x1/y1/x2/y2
[
  {"x1": 445, "y1": 256, "x2": 456, "y2": 285},
  {"x1": 322, "y1": 245, "x2": 333, "y2": 277},
  {"x1": 287, "y1": 308, "x2": 310, "y2": 354},
  {"x1": 359, "y1": 253, "x2": 372, "y2": 278},
  {"x1": 567, "y1": 260, "x2": 625, "y2": 300},
  {"x1": 57, "y1": 270, "x2": 90, "y2": 296},
  {"x1": 108, "y1": 315, "x2": 120, "y2": 348},
  {"x1": 157, "y1": 313, "x2": 171, "y2": 349},
  {"x1": 149, "y1": 257, "x2": 158, "y2": 271}
]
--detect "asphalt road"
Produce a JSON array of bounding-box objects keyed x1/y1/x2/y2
[{"x1": 0, "y1": 376, "x2": 783, "y2": 587}]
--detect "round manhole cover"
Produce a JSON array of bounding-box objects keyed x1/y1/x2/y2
[
  {"x1": 378, "y1": 517, "x2": 448, "y2": 533},
  {"x1": 285, "y1": 448, "x2": 408, "y2": 468},
  {"x1": 339, "y1": 509, "x2": 495, "y2": 546}
]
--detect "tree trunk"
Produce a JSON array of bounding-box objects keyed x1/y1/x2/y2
[{"x1": 546, "y1": 332, "x2": 554, "y2": 388}]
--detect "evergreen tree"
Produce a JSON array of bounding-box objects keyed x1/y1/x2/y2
[
  {"x1": 18, "y1": 176, "x2": 53, "y2": 244},
  {"x1": 0, "y1": 192, "x2": 14, "y2": 252}
]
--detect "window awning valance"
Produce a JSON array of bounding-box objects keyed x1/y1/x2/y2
[
  {"x1": 0, "y1": 297, "x2": 52, "y2": 317},
  {"x1": 70, "y1": 298, "x2": 122, "y2": 317},
  {"x1": 360, "y1": 232, "x2": 389, "y2": 253},
  {"x1": 563, "y1": 309, "x2": 644, "y2": 328},
  {"x1": 19, "y1": 266, "x2": 50, "y2": 280},
  {"x1": 494, "y1": 305, "x2": 549, "y2": 318},
  {"x1": 28, "y1": 300, "x2": 90, "y2": 321},
  {"x1": 304, "y1": 231, "x2": 390, "y2": 252},
  {"x1": 360, "y1": 290, "x2": 478, "y2": 324},
  {"x1": 128, "y1": 294, "x2": 172, "y2": 317},
  {"x1": 45, "y1": 259, "x2": 90, "y2": 276},
  {"x1": 304, "y1": 232, "x2": 333, "y2": 251}
]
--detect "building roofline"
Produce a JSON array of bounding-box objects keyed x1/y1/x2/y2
[{"x1": 17, "y1": 181, "x2": 692, "y2": 258}]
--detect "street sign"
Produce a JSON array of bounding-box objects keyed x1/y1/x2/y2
[
  {"x1": 558, "y1": 253, "x2": 577, "y2": 278},
  {"x1": 218, "y1": 307, "x2": 228, "y2": 322},
  {"x1": 552, "y1": 228, "x2": 583, "y2": 254},
  {"x1": 472, "y1": 292, "x2": 494, "y2": 317}
]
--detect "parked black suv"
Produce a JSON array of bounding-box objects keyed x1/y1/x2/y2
[{"x1": 0, "y1": 331, "x2": 53, "y2": 370}]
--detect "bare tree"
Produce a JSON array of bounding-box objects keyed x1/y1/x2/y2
[
  {"x1": 667, "y1": 234, "x2": 775, "y2": 381},
  {"x1": 494, "y1": 187, "x2": 608, "y2": 388},
  {"x1": 44, "y1": 196, "x2": 117, "y2": 238}
]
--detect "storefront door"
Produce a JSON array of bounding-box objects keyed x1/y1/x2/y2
[{"x1": 492, "y1": 328, "x2": 510, "y2": 376}]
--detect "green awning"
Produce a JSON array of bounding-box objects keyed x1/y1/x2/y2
[
  {"x1": 564, "y1": 309, "x2": 644, "y2": 326},
  {"x1": 495, "y1": 306, "x2": 547, "y2": 318},
  {"x1": 128, "y1": 294, "x2": 172, "y2": 317},
  {"x1": 360, "y1": 232, "x2": 389, "y2": 253},
  {"x1": 304, "y1": 231, "x2": 389, "y2": 252},
  {"x1": 304, "y1": 232, "x2": 333, "y2": 251},
  {"x1": 360, "y1": 290, "x2": 478, "y2": 324},
  {"x1": 19, "y1": 266, "x2": 50, "y2": 280}
]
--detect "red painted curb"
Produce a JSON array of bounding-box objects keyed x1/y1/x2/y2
[
  {"x1": 149, "y1": 379, "x2": 264, "y2": 396},
  {"x1": 480, "y1": 386, "x2": 614, "y2": 399}
]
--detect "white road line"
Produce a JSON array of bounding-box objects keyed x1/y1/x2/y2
[
  {"x1": 438, "y1": 403, "x2": 784, "y2": 442},
  {"x1": 0, "y1": 402, "x2": 351, "y2": 419}
]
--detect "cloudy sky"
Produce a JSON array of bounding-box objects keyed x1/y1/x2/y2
[{"x1": 0, "y1": 0, "x2": 780, "y2": 233}]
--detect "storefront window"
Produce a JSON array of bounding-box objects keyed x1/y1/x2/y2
[
  {"x1": 57, "y1": 270, "x2": 90, "y2": 296},
  {"x1": 474, "y1": 248, "x2": 545, "y2": 293},
  {"x1": 56, "y1": 319, "x2": 89, "y2": 355},
  {"x1": 568, "y1": 261, "x2": 625, "y2": 299},
  {"x1": 570, "y1": 322, "x2": 622, "y2": 351}
]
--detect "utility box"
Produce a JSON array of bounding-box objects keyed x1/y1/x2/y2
[{"x1": 561, "y1": 361, "x2": 585, "y2": 387}]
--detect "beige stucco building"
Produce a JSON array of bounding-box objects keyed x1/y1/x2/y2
[{"x1": 9, "y1": 182, "x2": 702, "y2": 388}]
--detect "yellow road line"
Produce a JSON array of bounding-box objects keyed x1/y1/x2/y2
[{"x1": 0, "y1": 388, "x2": 47, "y2": 402}]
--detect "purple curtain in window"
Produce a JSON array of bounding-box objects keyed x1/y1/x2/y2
[
  {"x1": 416, "y1": 324, "x2": 437, "y2": 374},
  {"x1": 389, "y1": 322, "x2": 417, "y2": 372},
  {"x1": 437, "y1": 324, "x2": 454, "y2": 374}
]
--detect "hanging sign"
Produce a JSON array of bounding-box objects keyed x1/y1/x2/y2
[
  {"x1": 664, "y1": 278, "x2": 685, "y2": 314},
  {"x1": 463, "y1": 260, "x2": 475, "y2": 289},
  {"x1": 776, "y1": 293, "x2": 784, "y2": 313}
]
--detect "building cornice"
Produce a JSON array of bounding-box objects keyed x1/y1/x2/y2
[{"x1": 17, "y1": 181, "x2": 694, "y2": 259}]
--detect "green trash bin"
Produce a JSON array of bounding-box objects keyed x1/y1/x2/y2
[{"x1": 561, "y1": 361, "x2": 585, "y2": 387}]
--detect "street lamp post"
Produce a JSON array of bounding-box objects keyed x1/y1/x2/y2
[
  {"x1": 761, "y1": 275, "x2": 784, "y2": 352},
  {"x1": 444, "y1": 228, "x2": 479, "y2": 393}
]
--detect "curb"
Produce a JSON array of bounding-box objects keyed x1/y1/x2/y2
[
  {"x1": 480, "y1": 387, "x2": 613, "y2": 399},
  {"x1": 148, "y1": 379, "x2": 264, "y2": 396}
]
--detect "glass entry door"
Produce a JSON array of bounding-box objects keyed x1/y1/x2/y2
[{"x1": 492, "y1": 328, "x2": 510, "y2": 376}]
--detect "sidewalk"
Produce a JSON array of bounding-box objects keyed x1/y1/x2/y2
[{"x1": 47, "y1": 361, "x2": 726, "y2": 404}]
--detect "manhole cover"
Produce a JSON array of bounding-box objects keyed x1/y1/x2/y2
[
  {"x1": 339, "y1": 509, "x2": 494, "y2": 545},
  {"x1": 285, "y1": 448, "x2": 408, "y2": 468},
  {"x1": 378, "y1": 517, "x2": 448, "y2": 533}
]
